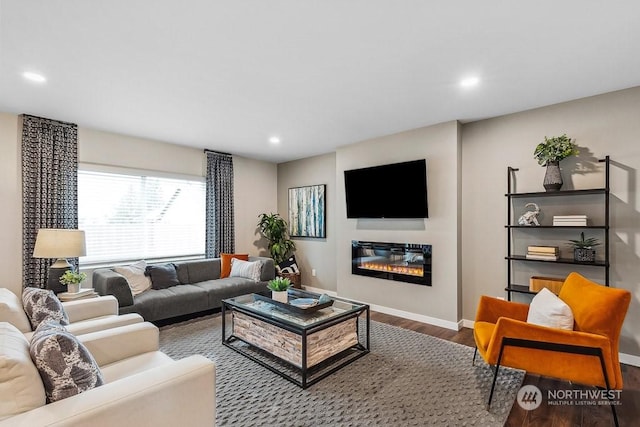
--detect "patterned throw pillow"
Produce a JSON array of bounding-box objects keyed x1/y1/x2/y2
[
  {"x1": 29, "y1": 323, "x2": 104, "y2": 403},
  {"x1": 22, "y1": 287, "x2": 69, "y2": 330},
  {"x1": 229, "y1": 258, "x2": 263, "y2": 282},
  {"x1": 277, "y1": 255, "x2": 299, "y2": 274}
]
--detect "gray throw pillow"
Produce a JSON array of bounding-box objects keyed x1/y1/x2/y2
[
  {"x1": 22, "y1": 287, "x2": 70, "y2": 330},
  {"x1": 145, "y1": 263, "x2": 180, "y2": 289},
  {"x1": 29, "y1": 323, "x2": 104, "y2": 403}
]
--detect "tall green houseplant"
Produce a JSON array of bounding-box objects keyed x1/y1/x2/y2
[{"x1": 257, "y1": 213, "x2": 296, "y2": 264}]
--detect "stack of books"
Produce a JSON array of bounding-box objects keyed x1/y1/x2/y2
[
  {"x1": 57, "y1": 288, "x2": 99, "y2": 301},
  {"x1": 553, "y1": 215, "x2": 587, "y2": 226},
  {"x1": 526, "y1": 245, "x2": 559, "y2": 261}
]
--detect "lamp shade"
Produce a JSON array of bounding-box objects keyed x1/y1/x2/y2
[{"x1": 33, "y1": 229, "x2": 87, "y2": 258}]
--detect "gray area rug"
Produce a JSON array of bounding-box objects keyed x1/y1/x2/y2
[{"x1": 159, "y1": 314, "x2": 524, "y2": 426}]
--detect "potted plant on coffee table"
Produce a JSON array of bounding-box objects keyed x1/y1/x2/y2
[
  {"x1": 568, "y1": 232, "x2": 600, "y2": 262},
  {"x1": 59, "y1": 269, "x2": 87, "y2": 293},
  {"x1": 533, "y1": 134, "x2": 578, "y2": 191},
  {"x1": 267, "y1": 277, "x2": 292, "y2": 303}
]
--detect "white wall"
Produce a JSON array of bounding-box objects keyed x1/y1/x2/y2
[
  {"x1": 462, "y1": 86, "x2": 640, "y2": 357},
  {"x1": 0, "y1": 113, "x2": 22, "y2": 295},
  {"x1": 277, "y1": 153, "x2": 336, "y2": 291},
  {"x1": 234, "y1": 155, "x2": 278, "y2": 255},
  {"x1": 336, "y1": 121, "x2": 461, "y2": 326}
]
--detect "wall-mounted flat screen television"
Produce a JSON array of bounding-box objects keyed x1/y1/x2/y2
[{"x1": 344, "y1": 159, "x2": 428, "y2": 218}]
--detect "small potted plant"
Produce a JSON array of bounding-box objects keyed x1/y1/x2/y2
[
  {"x1": 267, "y1": 277, "x2": 291, "y2": 303},
  {"x1": 59, "y1": 269, "x2": 87, "y2": 293},
  {"x1": 568, "y1": 232, "x2": 600, "y2": 262},
  {"x1": 533, "y1": 134, "x2": 578, "y2": 191}
]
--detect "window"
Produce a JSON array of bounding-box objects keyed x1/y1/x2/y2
[{"x1": 78, "y1": 168, "x2": 205, "y2": 265}]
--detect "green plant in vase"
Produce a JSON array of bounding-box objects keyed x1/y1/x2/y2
[
  {"x1": 257, "y1": 213, "x2": 296, "y2": 264},
  {"x1": 267, "y1": 277, "x2": 292, "y2": 292},
  {"x1": 533, "y1": 134, "x2": 578, "y2": 191},
  {"x1": 267, "y1": 277, "x2": 291, "y2": 303},
  {"x1": 568, "y1": 232, "x2": 600, "y2": 262},
  {"x1": 59, "y1": 269, "x2": 87, "y2": 293}
]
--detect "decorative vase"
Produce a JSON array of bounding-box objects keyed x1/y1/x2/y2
[
  {"x1": 543, "y1": 161, "x2": 563, "y2": 191},
  {"x1": 574, "y1": 248, "x2": 596, "y2": 262},
  {"x1": 68, "y1": 283, "x2": 81, "y2": 293},
  {"x1": 272, "y1": 290, "x2": 288, "y2": 303}
]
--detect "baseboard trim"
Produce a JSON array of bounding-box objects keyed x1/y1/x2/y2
[
  {"x1": 302, "y1": 286, "x2": 460, "y2": 330},
  {"x1": 368, "y1": 303, "x2": 461, "y2": 331},
  {"x1": 620, "y1": 352, "x2": 640, "y2": 367},
  {"x1": 301, "y1": 286, "x2": 337, "y2": 297},
  {"x1": 461, "y1": 319, "x2": 474, "y2": 329}
]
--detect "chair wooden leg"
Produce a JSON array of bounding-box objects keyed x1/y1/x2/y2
[
  {"x1": 472, "y1": 347, "x2": 477, "y2": 366},
  {"x1": 594, "y1": 386, "x2": 619, "y2": 427},
  {"x1": 610, "y1": 399, "x2": 619, "y2": 427},
  {"x1": 487, "y1": 342, "x2": 507, "y2": 410}
]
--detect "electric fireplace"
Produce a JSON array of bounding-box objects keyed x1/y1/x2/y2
[{"x1": 351, "y1": 240, "x2": 432, "y2": 286}]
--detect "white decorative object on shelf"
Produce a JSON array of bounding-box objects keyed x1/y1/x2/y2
[{"x1": 518, "y1": 203, "x2": 540, "y2": 226}]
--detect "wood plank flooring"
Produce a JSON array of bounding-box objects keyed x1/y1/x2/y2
[{"x1": 370, "y1": 311, "x2": 639, "y2": 427}]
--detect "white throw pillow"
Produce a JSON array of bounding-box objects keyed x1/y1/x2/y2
[
  {"x1": 114, "y1": 260, "x2": 151, "y2": 296},
  {"x1": 527, "y1": 288, "x2": 574, "y2": 330},
  {"x1": 0, "y1": 322, "x2": 46, "y2": 419},
  {"x1": 229, "y1": 258, "x2": 263, "y2": 282},
  {"x1": 0, "y1": 288, "x2": 32, "y2": 333}
]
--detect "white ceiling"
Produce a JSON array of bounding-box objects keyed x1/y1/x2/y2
[{"x1": 1, "y1": 1, "x2": 639, "y2": 163}]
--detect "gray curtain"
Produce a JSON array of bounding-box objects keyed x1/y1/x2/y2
[
  {"x1": 205, "y1": 151, "x2": 235, "y2": 258},
  {"x1": 22, "y1": 115, "x2": 79, "y2": 288}
]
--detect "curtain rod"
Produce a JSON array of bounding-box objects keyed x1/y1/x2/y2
[
  {"x1": 21, "y1": 114, "x2": 77, "y2": 129},
  {"x1": 204, "y1": 149, "x2": 232, "y2": 156}
]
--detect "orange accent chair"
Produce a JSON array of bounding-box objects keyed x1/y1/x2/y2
[{"x1": 473, "y1": 272, "x2": 631, "y2": 425}]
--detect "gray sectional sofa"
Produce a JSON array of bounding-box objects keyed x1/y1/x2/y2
[{"x1": 92, "y1": 257, "x2": 275, "y2": 322}]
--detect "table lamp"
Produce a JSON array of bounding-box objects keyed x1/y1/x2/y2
[{"x1": 33, "y1": 228, "x2": 86, "y2": 294}]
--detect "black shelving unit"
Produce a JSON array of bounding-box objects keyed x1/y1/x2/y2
[{"x1": 505, "y1": 156, "x2": 610, "y2": 300}]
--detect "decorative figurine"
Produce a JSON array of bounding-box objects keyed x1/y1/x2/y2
[{"x1": 518, "y1": 202, "x2": 540, "y2": 226}]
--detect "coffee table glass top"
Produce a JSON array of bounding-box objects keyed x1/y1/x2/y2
[{"x1": 224, "y1": 290, "x2": 366, "y2": 328}]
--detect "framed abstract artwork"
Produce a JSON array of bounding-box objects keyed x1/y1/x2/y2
[{"x1": 288, "y1": 184, "x2": 326, "y2": 238}]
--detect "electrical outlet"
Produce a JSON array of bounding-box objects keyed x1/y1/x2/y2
[{"x1": 311, "y1": 269, "x2": 316, "y2": 277}]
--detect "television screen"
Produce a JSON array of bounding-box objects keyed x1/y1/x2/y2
[{"x1": 344, "y1": 159, "x2": 428, "y2": 218}]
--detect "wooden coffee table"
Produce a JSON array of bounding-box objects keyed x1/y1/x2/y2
[{"x1": 221, "y1": 289, "x2": 370, "y2": 388}]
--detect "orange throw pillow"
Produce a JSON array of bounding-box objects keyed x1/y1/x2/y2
[{"x1": 220, "y1": 253, "x2": 249, "y2": 278}]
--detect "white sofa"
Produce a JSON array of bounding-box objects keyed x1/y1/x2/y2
[
  {"x1": 0, "y1": 288, "x2": 143, "y2": 339},
  {"x1": 0, "y1": 321, "x2": 216, "y2": 426}
]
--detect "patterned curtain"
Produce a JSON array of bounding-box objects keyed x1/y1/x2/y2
[
  {"x1": 205, "y1": 151, "x2": 235, "y2": 258},
  {"x1": 22, "y1": 115, "x2": 79, "y2": 288}
]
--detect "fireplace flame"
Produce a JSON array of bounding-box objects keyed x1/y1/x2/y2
[{"x1": 358, "y1": 262, "x2": 423, "y2": 277}]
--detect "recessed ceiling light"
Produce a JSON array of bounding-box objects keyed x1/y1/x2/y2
[
  {"x1": 22, "y1": 71, "x2": 47, "y2": 83},
  {"x1": 269, "y1": 136, "x2": 281, "y2": 144},
  {"x1": 460, "y1": 76, "x2": 479, "y2": 88}
]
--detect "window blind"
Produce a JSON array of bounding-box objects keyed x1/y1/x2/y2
[{"x1": 78, "y1": 169, "x2": 205, "y2": 265}]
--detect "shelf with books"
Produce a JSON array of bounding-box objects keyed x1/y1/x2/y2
[
  {"x1": 505, "y1": 156, "x2": 610, "y2": 300},
  {"x1": 505, "y1": 225, "x2": 608, "y2": 229},
  {"x1": 506, "y1": 255, "x2": 608, "y2": 267}
]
